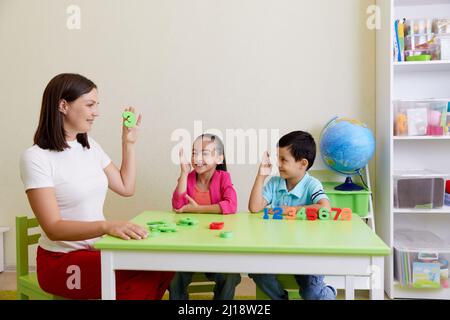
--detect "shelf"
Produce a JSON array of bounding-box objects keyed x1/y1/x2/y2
[
  {"x1": 394, "y1": 244, "x2": 450, "y2": 253},
  {"x1": 394, "y1": 206, "x2": 450, "y2": 214},
  {"x1": 394, "y1": 282, "x2": 450, "y2": 300},
  {"x1": 394, "y1": 136, "x2": 450, "y2": 140},
  {"x1": 395, "y1": 0, "x2": 450, "y2": 6},
  {"x1": 394, "y1": 61, "x2": 450, "y2": 73}
]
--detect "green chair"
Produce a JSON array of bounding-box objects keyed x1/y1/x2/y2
[
  {"x1": 187, "y1": 273, "x2": 216, "y2": 297},
  {"x1": 16, "y1": 216, "x2": 64, "y2": 300}
]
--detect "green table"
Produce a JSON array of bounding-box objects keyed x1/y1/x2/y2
[{"x1": 95, "y1": 211, "x2": 390, "y2": 300}]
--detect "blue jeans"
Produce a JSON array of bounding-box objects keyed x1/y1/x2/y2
[
  {"x1": 169, "y1": 272, "x2": 241, "y2": 300},
  {"x1": 249, "y1": 274, "x2": 336, "y2": 300}
]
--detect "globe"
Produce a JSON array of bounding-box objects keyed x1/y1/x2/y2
[{"x1": 319, "y1": 117, "x2": 375, "y2": 191}]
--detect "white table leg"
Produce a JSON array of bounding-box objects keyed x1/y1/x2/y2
[
  {"x1": 345, "y1": 276, "x2": 355, "y2": 300},
  {"x1": 369, "y1": 256, "x2": 384, "y2": 300},
  {"x1": 101, "y1": 251, "x2": 116, "y2": 300}
]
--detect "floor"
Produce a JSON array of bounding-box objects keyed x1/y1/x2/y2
[
  {"x1": 1, "y1": 271, "x2": 387, "y2": 300},
  {"x1": 0, "y1": 272, "x2": 15, "y2": 291},
  {"x1": 0, "y1": 271, "x2": 256, "y2": 297}
]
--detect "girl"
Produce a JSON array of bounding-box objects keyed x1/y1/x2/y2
[
  {"x1": 170, "y1": 134, "x2": 241, "y2": 300},
  {"x1": 20, "y1": 73, "x2": 173, "y2": 299}
]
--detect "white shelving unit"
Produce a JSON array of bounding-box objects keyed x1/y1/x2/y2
[
  {"x1": 376, "y1": 0, "x2": 450, "y2": 299},
  {"x1": 0, "y1": 227, "x2": 9, "y2": 272}
]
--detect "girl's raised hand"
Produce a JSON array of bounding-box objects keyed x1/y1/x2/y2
[
  {"x1": 259, "y1": 151, "x2": 272, "y2": 177},
  {"x1": 179, "y1": 148, "x2": 192, "y2": 176},
  {"x1": 122, "y1": 106, "x2": 142, "y2": 145}
]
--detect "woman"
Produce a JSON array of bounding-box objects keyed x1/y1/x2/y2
[{"x1": 20, "y1": 73, "x2": 173, "y2": 299}]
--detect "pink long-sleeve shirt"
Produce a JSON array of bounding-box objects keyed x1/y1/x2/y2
[{"x1": 172, "y1": 170, "x2": 237, "y2": 214}]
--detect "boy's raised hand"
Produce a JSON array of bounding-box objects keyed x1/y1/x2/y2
[
  {"x1": 259, "y1": 151, "x2": 272, "y2": 177},
  {"x1": 179, "y1": 148, "x2": 192, "y2": 176}
]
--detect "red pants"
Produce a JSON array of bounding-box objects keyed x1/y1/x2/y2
[{"x1": 37, "y1": 246, "x2": 174, "y2": 300}]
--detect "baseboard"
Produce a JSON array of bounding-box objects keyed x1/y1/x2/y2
[{"x1": 2, "y1": 264, "x2": 36, "y2": 273}]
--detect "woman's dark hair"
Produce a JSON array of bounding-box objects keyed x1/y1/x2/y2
[
  {"x1": 195, "y1": 134, "x2": 227, "y2": 171},
  {"x1": 278, "y1": 131, "x2": 316, "y2": 170},
  {"x1": 33, "y1": 73, "x2": 97, "y2": 151}
]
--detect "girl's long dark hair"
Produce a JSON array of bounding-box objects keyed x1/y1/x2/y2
[
  {"x1": 196, "y1": 134, "x2": 227, "y2": 171},
  {"x1": 34, "y1": 73, "x2": 97, "y2": 151}
]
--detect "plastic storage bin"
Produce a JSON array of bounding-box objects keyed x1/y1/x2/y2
[
  {"x1": 405, "y1": 19, "x2": 433, "y2": 36},
  {"x1": 437, "y1": 34, "x2": 450, "y2": 60},
  {"x1": 433, "y1": 19, "x2": 450, "y2": 34},
  {"x1": 433, "y1": 19, "x2": 450, "y2": 60},
  {"x1": 399, "y1": 18, "x2": 450, "y2": 62},
  {"x1": 405, "y1": 34, "x2": 436, "y2": 50},
  {"x1": 394, "y1": 100, "x2": 448, "y2": 136},
  {"x1": 394, "y1": 170, "x2": 448, "y2": 209},
  {"x1": 447, "y1": 102, "x2": 450, "y2": 135},
  {"x1": 405, "y1": 34, "x2": 441, "y2": 60},
  {"x1": 323, "y1": 182, "x2": 370, "y2": 217},
  {"x1": 394, "y1": 229, "x2": 450, "y2": 289},
  {"x1": 447, "y1": 102, "x2": 450, "y2": 134},
  {"x1": 405, "y1": 47, "x2": 440, "y2": 61}
]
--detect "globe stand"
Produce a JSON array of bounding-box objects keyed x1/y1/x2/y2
[{"x1": 335, "y1": 176, "x2": 364, "y2": 191}]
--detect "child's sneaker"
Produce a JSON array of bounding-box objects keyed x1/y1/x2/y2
[{"x1": 327, "y1": 285, "x2": 337, "y2": 298}]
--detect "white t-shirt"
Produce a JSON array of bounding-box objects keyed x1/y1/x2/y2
[{"x1": 20, "y1": 137, "x2": 112, "y2": 253}]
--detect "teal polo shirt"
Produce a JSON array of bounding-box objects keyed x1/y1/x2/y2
[{"x1": 262, "y1": 172, "x2": 328, "y2": 207}]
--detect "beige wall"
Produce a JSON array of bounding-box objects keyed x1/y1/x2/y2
[{"x1": 0, "y1": 0, "x2": 375, "y2": 268}]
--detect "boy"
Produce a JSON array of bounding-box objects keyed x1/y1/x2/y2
[{"x1": 248, "y1": 131, "x2": 336, "y2": 300}]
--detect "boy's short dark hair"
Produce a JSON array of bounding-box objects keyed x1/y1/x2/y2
[{"x1": 278, "y1": 131, "x2": 316, "y2": 170}]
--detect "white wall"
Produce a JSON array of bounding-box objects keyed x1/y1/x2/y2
[{"x1": 0, "y1": 0, "x2": 375, "y2": 268}]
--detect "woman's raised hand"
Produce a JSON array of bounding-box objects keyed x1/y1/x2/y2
[{"x1": 122, "y1": 106, "x2": 142, "y2": 145}]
